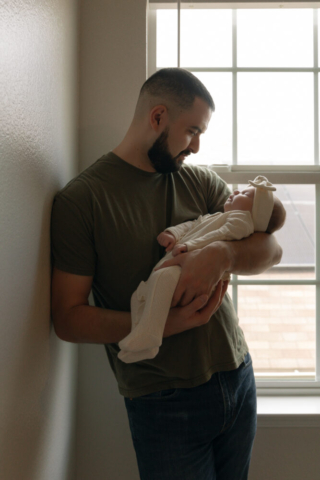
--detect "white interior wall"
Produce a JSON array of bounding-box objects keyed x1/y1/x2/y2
[
  {"x1": 78, "y1": 0, "x2": 148, "y2": 170},
  {"x1": 76, "y1": 1, "x2": 319, "y2": 479},
  {"x1": 0, "y1": 1, "x2": 78, "y2": 479},
  {"x1": 77, "y1": 1, "x2": 147, "y2": 478},
  {"x1": 250, "y1": 427, "x2": 320, "y2": 480}
]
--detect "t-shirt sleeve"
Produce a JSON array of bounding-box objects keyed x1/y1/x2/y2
[{"x1": 51, "y1": 193, "x2": 96, "y2": 276}]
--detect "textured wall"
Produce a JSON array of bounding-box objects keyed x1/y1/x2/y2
[
  {"x1": 250, "y1": 427, "x2": 320, "y2": 480},
  {"x1": 0, "y1": 1, "x2": 78, "y2": 479},
  {"x1": 78, "y1": 0, "x2": 147, "y2": 171},
  {"x1": 76, "y1": 0, "x2": 147, "y2": 478}
]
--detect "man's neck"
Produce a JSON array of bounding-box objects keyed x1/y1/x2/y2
[{"x1": 112, "y1": 142, "x2": 156, "y2": 173}]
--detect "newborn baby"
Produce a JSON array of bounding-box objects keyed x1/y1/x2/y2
[{"x1": 118, "y1": 176, "x2": 286, "y2": 363}]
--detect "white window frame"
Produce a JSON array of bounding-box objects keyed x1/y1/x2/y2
[{"x1": 148, "y1": 1, "x2": 320, "y2": 395}]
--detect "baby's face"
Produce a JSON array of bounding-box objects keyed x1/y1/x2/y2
[{"x1": 224, "y1": 187, "x2": 255, "y2": 213}]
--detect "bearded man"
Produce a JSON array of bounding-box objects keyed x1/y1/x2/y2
[{"x1": 51, "y1": 68, "x2": 282, "y2": 480}]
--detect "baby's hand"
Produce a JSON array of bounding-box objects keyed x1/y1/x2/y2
[
  {"x1": 157, "y1": 231, "x2": 176, "y2": 252},
  {"x1": 172, "y1": 244, "x2": 188, "y2": 256}
]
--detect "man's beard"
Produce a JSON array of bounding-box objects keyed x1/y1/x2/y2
[{"x1": 147, "y1": 128, "x2": 190, "y2": 174}]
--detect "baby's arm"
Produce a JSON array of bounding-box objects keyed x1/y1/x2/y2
[
  {"x1": 185, "y1": 213, "x2": 254, "y2": 252},
  {"x1": 166, "y1": 217, "x2": 202, "y2": 241},
  {"x1": 158, "y1": 217, "x2": 203, "y2": 253}
]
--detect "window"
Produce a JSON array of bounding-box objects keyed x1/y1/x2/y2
[{"x1": 148, "y1": 1, "x2": 320, "y2": 394}]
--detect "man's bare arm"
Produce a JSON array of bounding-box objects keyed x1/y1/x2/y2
[
  {"x1": 224, "y1": 231, "x2": 282, "y2": 275},
  {"x1": 51, "y1": 267, "x2": 229, "y2": 344},
  {"x1": 51, "y1": 267, "x2": 132, "y2": 343},
  {"x1": 157, "y1": 232, "x2": 282, "y2": 307}
]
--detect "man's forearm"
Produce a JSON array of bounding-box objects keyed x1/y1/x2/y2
[
  {"x1": 53, "y1": 305, "x2": 131, "y2": 344},
  {"x1": 219, "y1": 232, "x2": 282, "y2": 276}
]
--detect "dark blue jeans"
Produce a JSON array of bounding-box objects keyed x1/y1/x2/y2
[{"x1": 124, "y1": 353, "x2": 257, "y2": 480}]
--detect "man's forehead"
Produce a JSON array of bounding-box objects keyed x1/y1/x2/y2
[{"x1": 181, "y1": 99, "x2": 212, "y2": 131}]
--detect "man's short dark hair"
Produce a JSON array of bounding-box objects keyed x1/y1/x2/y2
[{"x1": 140, "y1": 68, "x2": 215, "y2": 112}]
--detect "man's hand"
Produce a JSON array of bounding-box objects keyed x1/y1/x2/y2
[
  {"x1": 156, "y1": 242, "x2": 230, "y2": 307},
  {"x1": 156, "y1": 232, "x2": 282, "y2": 309},
  {"x1": 157, "y1": 231, "x2": 176, "y2": 252},
  {"x1": 163, "y1": 280, "x2": 229, "y2": 337}
]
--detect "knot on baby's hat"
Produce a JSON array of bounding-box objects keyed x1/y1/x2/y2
[{"x1": 248, "y1": 175, "x2": 276, "y2": 192}]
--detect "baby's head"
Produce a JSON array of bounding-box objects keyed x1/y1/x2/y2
[{"x1": 224, "y1": 176, "x2": 286, "y2": 234}]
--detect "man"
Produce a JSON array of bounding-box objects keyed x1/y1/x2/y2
[{"x1": 51, "y1": 68, "x2": 282, "y2": 479}]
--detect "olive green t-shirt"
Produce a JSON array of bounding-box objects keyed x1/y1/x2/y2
[{"x1": 51, "y1": 152, "x2": 248, "y2": 397}]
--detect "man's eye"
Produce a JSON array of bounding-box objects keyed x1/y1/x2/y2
[{"x1": 189, "y1": 130, "x2": 196, "y2": 136}]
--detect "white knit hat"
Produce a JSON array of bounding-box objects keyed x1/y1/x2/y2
[{"x1": 248, "y1": 176, "x2": 276, "y2": 232}]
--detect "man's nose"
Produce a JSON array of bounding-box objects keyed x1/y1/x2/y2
[
  {"x1": 189, "y1": 135, "x2": 200, "y2": 154},
  {"x1": 233, "y1": 189, "x2": 240, "y2": 195}
]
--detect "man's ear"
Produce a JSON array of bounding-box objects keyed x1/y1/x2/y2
[{"x1": 149, "y1": 105, "x2": 168, "y2": 132}]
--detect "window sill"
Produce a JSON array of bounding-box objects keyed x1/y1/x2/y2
[
  {"x1": 208, "y1": 165, "x2": 320, "y2": 185},
  {"x1": 257, "y1": 396, "x2": 320, "y2": 427}
]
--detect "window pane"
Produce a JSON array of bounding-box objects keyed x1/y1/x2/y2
[
  {"x1": 238, "y1": 9, "x2": 313, "y2": 68},
  {"x1": 238, "y1": 285, "x2": 315, "y2": 375},
  {"x1": 238, "y1": 73, "x2": 314, "y2": 165},
  {"x1": 185, "y1": 72, "x2": 232, "y2": 165},
  {"x1": 157, "y1": 10, "x2": 177, "y2": 68},
  {"x1": 180, "y1": 9, "x2": 232, "y2": 68},
  {"x1": 237, "y1": 184, "x2": 315, "y2": 280}
]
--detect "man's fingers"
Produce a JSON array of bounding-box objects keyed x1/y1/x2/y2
[
  {"x1": 221, "y1": 280, "x2": 229, "y2": 298},
  {"x1": 205, "y1": 280, "x2": 229, "y2": 314},
  {"x1": 177, "y1": 290, "x2": 198, "y2": 308},
  {"x1": 214, "y1": 280, "x2": 228, "y2": 310},
  {"x1": 198, "y1": 281, "x2": 224, "y2": 314},
  {"x1": 210, "y1": 280, "x2": 223, "y2": 305},
  {"x1": 214, "y1": 280, "x2": 229, "y2": 310},
  {"x1": 171, "y1": 284, "x2": 185, "y2": 307},
  {"x1": 187, "y1": 294, "x2": 209, "y2": 312},
  {"x1": 165, "y1": 280, "x2": 229, "y2": 337},
  {"x1": 172, "y1": 278, "x2": 228, "y2": 310}
]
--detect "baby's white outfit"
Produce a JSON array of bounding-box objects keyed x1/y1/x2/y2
[{"x1": 118, "y1": 210, "x2": 254, "y2": 363}]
